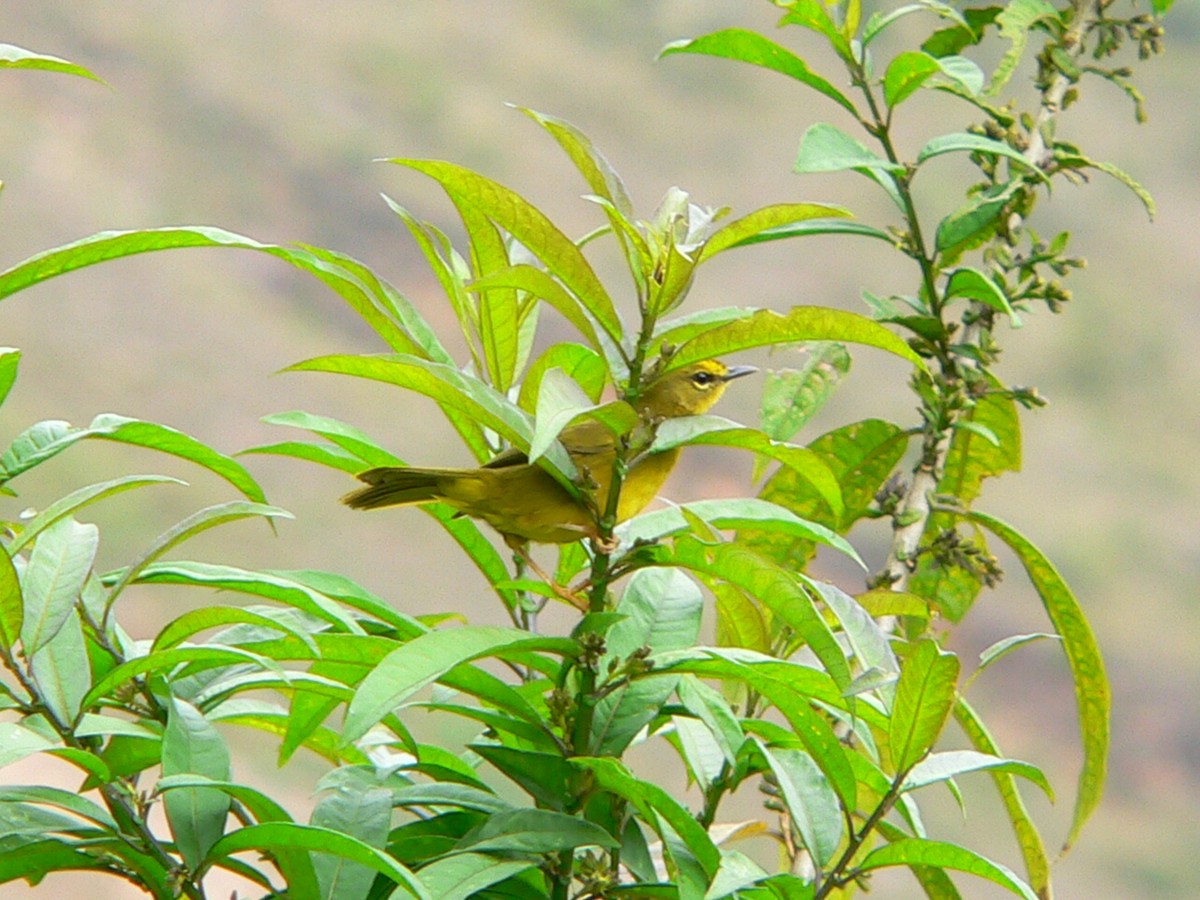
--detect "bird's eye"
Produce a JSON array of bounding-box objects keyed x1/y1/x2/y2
[{"x1": 691, "y1": 371, "x2": 716, "y2": 387}]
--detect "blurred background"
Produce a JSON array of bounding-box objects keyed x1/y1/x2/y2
[{"x1": 1, "y1": 2, "x2": 1195, "y2": 897}]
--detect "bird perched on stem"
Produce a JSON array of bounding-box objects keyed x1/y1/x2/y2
[{"x1": 342, "y1": 359, "x2": 754, "y2": 595}]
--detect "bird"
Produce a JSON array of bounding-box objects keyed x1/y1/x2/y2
[{"x1": 342, "y1": 359, "x2": 754, "y2": 595}]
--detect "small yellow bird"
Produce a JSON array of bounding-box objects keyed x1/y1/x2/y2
[{"x1": 342, "y1": 359, "x2": 754, "y2": 550}]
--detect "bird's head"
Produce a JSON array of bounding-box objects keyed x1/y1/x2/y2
[{"x1": 637, "y1": 359, "x2": 757, "y2": 419}]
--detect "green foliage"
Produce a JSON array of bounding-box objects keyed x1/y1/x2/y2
[{"x1": 0, "y1": 4, "x2": 1171, "y2": 896}]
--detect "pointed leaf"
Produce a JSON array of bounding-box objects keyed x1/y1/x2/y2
[
  {"x1": 518, "y1": 343, "x2": 607, "y2": 413},
  {"x1": 903, "y1": 749, "x2": 1052, "y2": 799},
  {"x1": 890, "y1": 640, "x2": 960, "y2": 773},
  {"x1": 201, "y1": 822, "x2": 430, "y2": 899},
  {"x1": 458, "y1": 808, "x2": 618, "y2": 854},
  {"x1": 859, "y1": 838, "x2": 1038, "y2": 899},
  {"x1": 757, "y1": 741, "x2": 842, "y2": 866},
  {"x1": 161, "y1": 696, "x2": 232, "y2": 870},
  {"x1": 666, "y1": 306, "x2": 924, "y2": 373},
  {"x1": 591, "y1": 568, "x2": 702, "y2": 754},
  {"x1": 19, "y1": 518, "x2": 98, "y2": 655},
  {"x1": 0, "y1": 43, "x2": 104, "y2": 81},
  {"x1": 416, "y1": 852, "x2": 534, "y2": 900},
  {"x1": 0, "y1": 546, "x2": 21, "y2": 652},
  {"x1": 388, "y1": 158, "x2": 623, "y2": 345},
  {"x1": 955, "y1": 697, "x2": 1052, "y2": 895},
  {"x1": 104, "y1": 502, "x2": 293, "y2": 610},
  {"x1": 0, "y1": 414, "x2": 266, "y2": 502},
  {"x1": 969, "y1": 511, "x2": 1108, "y2": 853},
  {"x1": 10, "y1": 475, "x2": 184, "y2": 554},
  {"x1": 343, "y1": 628, "x2": 574, "y2": 742},
  {"x1": 0, "y1": 348, "x2": 20, "y2": 410},
  {"x1": 660, "y1": 29, "x2": 857, "y2": 116},
  {"x1": 699, "y1": 203, "x2": 851, "y2": 262},
  {"x1": 918, "y1": 132, "x2": 1048, "y2": 181},
  {"x1": 884, "y1": 51, "x2": 943, "y2": 107},
  {"x1": 650, "y1": 415, "x2": 843, "y2": 518}
]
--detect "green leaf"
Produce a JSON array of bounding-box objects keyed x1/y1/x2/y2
[
  {"x1": 285, "y1": 353, "x2": 581, "y2": 483},
  {"x1": 889, "y1": 640, "x2": 960, "y2": 773},
  {"x1": 514, "y1": 105, "x2": 648, "y2": 295},
  {"x1": 903, "y1": 749, "x2": 1052, "y2": 799},
  {"x1": 0, "y1": 721, "x2": 55, "y2": 768},
  {"x1": 699, "y1": 203, "x2": 851, "y2": 262},
  {"x1": 0, "y1": 348, "x2": 20, "y2": 410},
  {"x1": 104, "y1": 501, "x2": 293, "y2": 610},
  {"x1": 976, "y1": 632, "x2": 1061, "y2": 676},
  {"x1": 808, "y1": 580, "x2": 898, "y2": 695},
  {"x1": 388, "y1": 158, "x2": 623, "y2": 346},
  {"x1": 343, "y1": 627, "x2": 574, "y2": 743},
  {"x1": 470, "y1": 745, "x2": 572, "y2": 809},
  {"x1": 529, "y1": 368, "x2": 635, "y2": 464},
  {"x1": 935, "y1": 180, "x2": 1024, "y2": 254},
  {"x1": 650, "y1": 415, "x2": 844, "y2": 518},
  {"x1": 660, "y1": 650, "x2": 861, "y2": 813},
  {"x1": 201, "y1": 822, "x2": 430, "y2": 899},
  {"x1": 518, "y1": 343, "x2": 607, "y2": 413},
  {"x1": 941, "y1": 378, "x2": 1021, "y2": 505},
  {"x1": 660, "y1": 29, "x2": 857, "y2": 116},
  {"x1": 864, "y1": 2, "x2": 970, "y2": 47},
  {"x1": 161, "y1": 696, "x2": 232, "y2": 870},
  {"x1": 620, "y1": 497, "x2": 861, "y2": 567},
  {"x1": 0, "y1": 43, "x2": 105, "y2": 81},
  {"x1": 749, "y1": 418, "x2": 909, "y2": 570},
  {"x1": 759, "y1": 343, "x2": 851, "y2": 445},
  {"x1": 935, "y1": 55, "x2": 986, "y2": 96},
  {"x1": 676, "y1": 675, "x2": 744, "y2": 767},
  {"x1": 726, "y1": 217, "x2": 895, "y2": 248},
  {"x1": 257, "y1": 410, "x2": 402, "y2": 467},
  {"x1": 757, "y1": 741, "x2": 842, "y2": 866},
  {"x1": 137, "y1": 561, "x2": 414, "y2": 637},
  {"x1": 988, "y1": 0, "x2": 1061, "y2": 96},
  {"x1": 777, "y1": 0, "x2": 856, "y2": 61},
  {"x1": 591, "y1": 568, "x2": 702, "y2": 754},
  {"x1": 470, "y1": 265, "x2": 607, "y2": 361},
  {"x1": 10, "y1": 475, "x2": 184, "y2": 555},
  {"x1": 1054, "y1": 150, "x2": 1156, "y2": 219},
  {"x1": 917, "y1": 133, "x2": 1047, "y2": 181},
  {"x1": 82, "y1": 644, "x2": 278, "y2": 710},
  {"x1": 416, "y1": 851, "x2": 535, "y2": 900},
  {"x1": 458, "y1": 808, "x2": 618, "y2": 854},
  {"x1": 298, "y1": 243, "x2": 454, "y2": 361},
  {"x1": 661, "y1": 538, "x2": 852, "y2": 690},
  {"x1": 794, "y1": 124, "x2": 905, "y2": 211},
  {"x1": 884, "y1": 51, "x2": 943, "y2": 107},
  {"x1": 19, "y1": 517, "x2": 98, "y2": 655},
  {"x1": 0, "y1": 546, "x2": 22, "y2": 652},
  {"x1": 968, "y1": 511, "x2": 1108, "y2": 853},
  {"x1": 795, "y1": 123, "x2": 905, "y2": 176},
  {"x1": 311, "y1": 780, "x2": 391, "y2": 900},
  {"x1": 955, "y1": 697, "x2": 1051, "y2": 896},
  {"x1": 859, "y1": 838, "x2": 1038, "y2": 899},
  {"x1": 945, "y1": 267, "x2": 1020, "y2": 324},
  {"x1": 153, "y1": 605, "x2": 320, "y2": 656},
  {"x1": 29, "y1": 609, "x2": 89, "y2": 723},
  {"x1": 665, "y1": 306, "x2": 924, "y2": 373},
  {"x1": 0, "y1": 413, "x2": 266, "y2": 502},
  {"x1": 574, "y1": 756, "x2": 720, "y2": 878}
]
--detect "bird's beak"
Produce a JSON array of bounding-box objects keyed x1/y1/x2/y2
[{"x1": 722, "y1": 365, "x2": 758, "y2": 382}]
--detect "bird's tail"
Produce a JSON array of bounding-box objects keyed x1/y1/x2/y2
[{"x1": 341, "y1": 467, "x2": 451, "y2": 510}]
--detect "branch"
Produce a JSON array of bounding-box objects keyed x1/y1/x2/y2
[{"x1": 876, "y1": 0, "x2": 1103, "y2": 592}]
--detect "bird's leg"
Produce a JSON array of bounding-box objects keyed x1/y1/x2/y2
[{"x1": 503, "y1": 535, "x2": 588, "y2": 612}]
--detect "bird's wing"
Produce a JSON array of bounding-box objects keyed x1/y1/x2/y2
[
  {"x1": 482, "y1": 447, "x2": 530, "y2": 469},
  {"x1": 559, "y1": 418, "x2": 619, "y2": 458}
]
